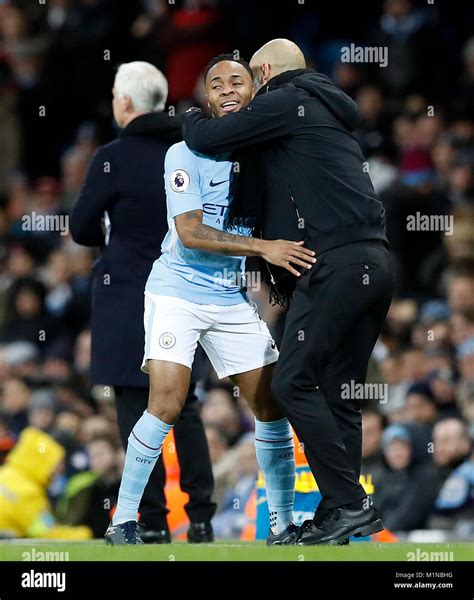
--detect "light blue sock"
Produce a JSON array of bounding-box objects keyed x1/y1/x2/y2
[
  {"x1": 113, "y1": 410, "x2": 172, "y2": 525},
  {"x1": 255, "y1": 417, "x2": 295, "y2": 534}
]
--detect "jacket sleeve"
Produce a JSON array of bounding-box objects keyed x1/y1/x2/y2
[
  {"x1": 70, "y1": 147, "x2": 117, "y2": 246},
  {"x1": 182, "y1": 88, "x2": 296, "y2": 154}
]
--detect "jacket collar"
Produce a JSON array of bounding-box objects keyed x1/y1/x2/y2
[
  {"x1": 255, "y1": 68, "x2": 316, "y2": 96},
  {"x1": 119, "y1": 112, "x2": 182, "y2": 144}
]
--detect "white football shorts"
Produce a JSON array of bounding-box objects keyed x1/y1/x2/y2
[{"x1": 141, "y1": 292, "x2": 279, "y2": 379}]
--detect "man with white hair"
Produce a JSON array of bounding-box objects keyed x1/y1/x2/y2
[
  {"x1": 71, "y1": 62, "x2": 217, "y2": 544},
  {"x1": 112, "y1": 61, "x2": 168, "y2": 122}
]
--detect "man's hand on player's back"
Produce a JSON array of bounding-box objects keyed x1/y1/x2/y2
[
  {"x1": 174, "y1": 208, "x2": 315, "y2": 276},
  {"x1": 259, "y1": 239, "x2": 317, "y2": 277}
]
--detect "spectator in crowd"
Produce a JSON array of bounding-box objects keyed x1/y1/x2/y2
[
  {"x1": 453, "y1": 38, "x2": 474, "y2": 121},
  {"x1": 371, "y1": 0, "x2": 447, "y2": 101},
  {"x1": 0, "y1": 277, "x2": 60, "y2": 350},
  {"x1": 361, "y1": 408, "x2": 386, "y2": 490},
  {"x1": 451, "y1": 308, "x2": 474, "y2": 346},
  {"x1": 0, "y1": 341, "x2": 39, "y2": 380},
  {"x1": 204, "y1": 423, "x2": 233, "y2": 507},
  {"x1": 355, "y1": 85, "x2": 392, "y2": 159},
  {"x1": 205, "y1": 423, "x2": 230, "y2": 466},
  {"x1": 56, "y1": 435, "x2": 122, "y2": 538},
  {"x1": 375, "y1": 423, "x2": 442, "y2": 532},
  {"x1": 0, "y1": 412, "x2": 15, "y2": 464},
  {"x1": 27, "y1": 388, "x2": 57, "y2": 432},
  {"x1": 130, "y1": 0, "x2": 226, "y2": 110},
  {"x1": 448, "y1": 263, "x2": 474, "y2": 313},
  {"x1": 1, "y1": 376, "x2": 30, "y2": 435},
  {"x1": 201, "y1": 386, "x2": 244, "y2": 446},
  {"x1": 404, "y1": 381, "x2": 439, "y2": 431},
  {"x1": 432, "y1": 418, "x2": 472, "y2": 477},
  {"x1": 458, "y1": 382, "x2": 474, "y2": 438},
  {"x1": 79, "y1": 415, "x2": 112, "y2": 446},
  {"x1": 431, "y1": 445, "x2": 474, "y2": 539},
  {"x1": 458, "y1": 337, "x2": 474, "y2": 382},
  {"x1": 212, "y1": 433, "x2": 257, "y2": 539},
  {"x1": 428, "y1": 368, "x2": 460, "y2": 420}
]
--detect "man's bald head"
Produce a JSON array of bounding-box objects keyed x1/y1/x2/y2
[{"x1": 250, "y1": 39, "x2": 306, "y2": 91}]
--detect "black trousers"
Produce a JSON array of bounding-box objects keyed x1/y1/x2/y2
[
  {"x1": 114, "y1": 384, "x2": 216, "y2": 530},
  {"x1": 272, "y1": 240, "x2": 395, "y2": 511}
]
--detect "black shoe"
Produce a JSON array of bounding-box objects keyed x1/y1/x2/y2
[
  {"x1": 313, "y1": 507, "x2": 331, "y2": 527},
  {"x1": 187, "y1": 522, "x2": 214, "y2": 543},
  {"x1": 297, "y1": 506, "x2": 384, "y2": 545},
  {"x1": 297, "y1": 519, "x2": 350, "y2": 546},
  {"x1": 105, "y1": 521, "x2": 144, "y2": 545},
  {"x1": 138, "y1": 524, "x2": 171, "y2": 544},
  {"x1": 266, "y1": 522, "x2": 300, "y2": 546}
]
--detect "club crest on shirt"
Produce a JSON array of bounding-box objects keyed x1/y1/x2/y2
[
  {"x1": 170, "y1": 169, "x2": 190, "y2": 192},
  {"x1": 159, "y1": 332, "x2": 176, "y2": 349}
]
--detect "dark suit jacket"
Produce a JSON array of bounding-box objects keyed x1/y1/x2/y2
[{"x1": 70, "y1": 112, "x2": 186, "y2": 387}]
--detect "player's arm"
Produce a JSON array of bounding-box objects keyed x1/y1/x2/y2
[
  {"x1": 182, "y1": 89, "x2": 295, "y2": 155},
  {"x1": 175, "y1": 209, "x2": 316, "y2": 277}
]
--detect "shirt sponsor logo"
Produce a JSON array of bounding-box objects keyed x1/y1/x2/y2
[{"x1": 202, "y1": 203, "x2": 227, "y2": 216}]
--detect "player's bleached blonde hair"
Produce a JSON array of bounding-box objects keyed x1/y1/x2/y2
[{"x1": 114, "y1": 61, "x2": 168, "y2": 112}]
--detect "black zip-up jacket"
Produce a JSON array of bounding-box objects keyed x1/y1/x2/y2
[{"x1": 182, "y1": 69, "x2": 388, "y2": 254}]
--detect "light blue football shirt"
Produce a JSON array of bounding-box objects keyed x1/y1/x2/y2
[{"x1": 146, "y1": 141, "x2": 249, "y2": 305}]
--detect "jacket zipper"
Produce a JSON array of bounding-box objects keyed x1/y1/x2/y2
[
  {"x1": 260, "y1": 187, "x2": 302, "y2": 293},
  {"x1": 288, "y1": 186, "x2": 301, "y2": 221}
]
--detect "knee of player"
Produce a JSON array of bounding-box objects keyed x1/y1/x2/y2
[
  {"x1": 253, "y1": 405, "x2": 283, "y2": 422},
  {"x1": 148, "y1": 388, "x2": 184, "y2": 423}
]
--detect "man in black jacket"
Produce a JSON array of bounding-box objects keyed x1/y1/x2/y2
[
  {"x1": 182, "y1": 40, "x2": 395, "y2": 544},
  {"x1": 70, "y1": 61, "x2": 215, "y2": 543}
]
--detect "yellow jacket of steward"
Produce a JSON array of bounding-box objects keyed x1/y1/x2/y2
[{"x1": 0, "y1": 428, "x2": 92, "y2": 539}]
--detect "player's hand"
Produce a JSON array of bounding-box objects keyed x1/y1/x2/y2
[{"x1": 259, "y1": 240, "x2": 316, "y2": 277}]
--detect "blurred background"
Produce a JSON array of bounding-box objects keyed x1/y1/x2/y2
[{"x1": 0, "y1": 0, "x2": 473, "y2": 541}]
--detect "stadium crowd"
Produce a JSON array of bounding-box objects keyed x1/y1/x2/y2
[{"x1": 0, "y1": 0, "x2": 473, "y2": 540}]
